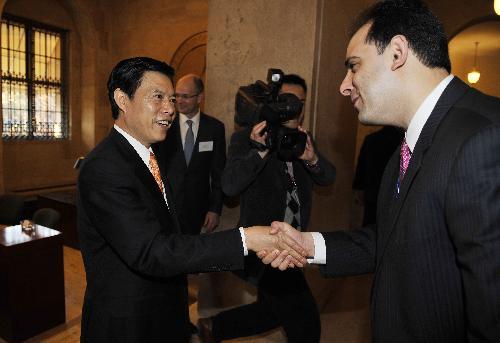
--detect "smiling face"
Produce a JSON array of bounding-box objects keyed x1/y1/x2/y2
[
  {"x1": 115, "y1": 71, "x2": 176, "y2": 148},
  {"x1": 175, "y1": 76, "x2": 202, "y2": 118},
  {"x1": 339, "y1": 24, "x2": 397, "y2": 126}
]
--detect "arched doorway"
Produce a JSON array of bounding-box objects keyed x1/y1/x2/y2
[{"x1": 449, "y1": 18, "x2": 500, "y2": 97}]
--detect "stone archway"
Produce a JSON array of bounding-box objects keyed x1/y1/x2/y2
[
  {"x1": 170, "y1": 31, "x2": 207, "y2": 83},
  {"x1": 449, "y1": 17, "x2": 500, "y2": 97}
]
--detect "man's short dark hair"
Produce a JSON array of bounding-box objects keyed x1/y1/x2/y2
[
  {"x1": 351, "y1": 0, "x2": 451, "y2": 73},
  {"x1": 281, "y1": 74, "x2": 307, "y2": 93},
  {"x1": 107, "y1": 57, "x2": 175, "y2": 119}
]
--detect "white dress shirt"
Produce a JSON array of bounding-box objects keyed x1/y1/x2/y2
[
  {"x1": 405, "y1": 75, "x2": 454, "y2": 152},
  {"x1": 114, "y1": 124, "x2": 169, "y2": 207},
  {"x1": 308, "y1": 74, "x2": 455, "y2": 265}
]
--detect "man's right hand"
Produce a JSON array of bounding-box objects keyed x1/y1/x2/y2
[
  {"x1": 243, "y1": 225, "x2": 307, "y2": 269},
  {"x1": 257, "y1": 221, "x2": 315, "y2": 270},
  {"x1": 250, "y1": 121, "x2": 269, "y2": 158}
]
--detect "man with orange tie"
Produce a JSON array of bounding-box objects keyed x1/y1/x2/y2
[{"x1": 77, "y1": 57, "x2": 307, "y2": 343}]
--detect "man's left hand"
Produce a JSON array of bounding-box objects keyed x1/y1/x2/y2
[
  {"x1": 244, "y1": 226, "x2": 307, "y2": 269},
  {"x1": 203, "y1": 211, "x2": 220, "y2": 233},
  {"x1": 297, "y1": 127, "x2": 318, "y2": 165}
]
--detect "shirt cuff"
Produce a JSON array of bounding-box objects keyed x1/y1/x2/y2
[
  {"x1": 239, "y1": 227, "x2": 248, "y2": 256},
  {"x1": 307, "y1": 232, "x2": 326, "y2": 264}
]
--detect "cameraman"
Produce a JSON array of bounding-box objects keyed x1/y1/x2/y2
[{"x1": 200, "y1": 74, "x2": 336, "y2": 342}]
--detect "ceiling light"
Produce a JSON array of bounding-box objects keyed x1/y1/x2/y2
[{"x1": 467, "y1": 42, "x2": 481, "y2": 84}]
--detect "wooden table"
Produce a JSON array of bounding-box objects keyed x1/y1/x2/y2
[
  {"x1": 37, "y1": 190, "x2": 79, "y2": 249},
  {"x1": 0, "y1": 224, "x2": 66, "y2": 343}
]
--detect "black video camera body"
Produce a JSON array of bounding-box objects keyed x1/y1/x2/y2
[{"x1": 234, "y1": 69, "x2": 307, "y2": 161}]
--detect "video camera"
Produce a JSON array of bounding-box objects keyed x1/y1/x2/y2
[{"x1": 234, "y1": 68, "x2": 307, "y2": 161}]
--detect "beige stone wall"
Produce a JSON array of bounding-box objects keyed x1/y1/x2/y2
[{"x1": 205, "y1": 0, "x2": 319, "y2": 136}]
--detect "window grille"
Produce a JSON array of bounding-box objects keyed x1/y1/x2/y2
[{"x1": 1, "y1": 15, "x2": 67, "y2": 140}]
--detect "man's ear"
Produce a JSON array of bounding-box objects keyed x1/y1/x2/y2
[
  {"x1": 389, "y1": 35, "x2": 409, "y2": 71},
  {"x1": 113, "y1": 88, "x2": 128, "y2": 113},
  {"x1": 196, "y1": 92, "x2": 204, "y2": 105}
]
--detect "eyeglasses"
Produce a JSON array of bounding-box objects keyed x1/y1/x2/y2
[{"x1": 174, "y1": 93, "x2": 200, "y2": 100}]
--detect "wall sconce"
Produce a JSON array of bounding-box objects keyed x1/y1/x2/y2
[
  {"x1": 495, "y1": 0, "x2": 500, "y2": 16},
  {"x1": 467, "y1": 42, "x2": 481, "y2": 84}
]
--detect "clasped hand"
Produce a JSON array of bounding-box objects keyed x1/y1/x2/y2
[{"x1": 245, "y1": 221, "x2": 315, "y2": 270}]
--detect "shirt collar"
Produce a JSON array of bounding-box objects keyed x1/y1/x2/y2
[
  {"x1": 405, "y1": 74, "x2": 454, "y2": 152},
  {"x1": 114, "y1": 124, "x2": 152, "y2": 167},
  {"x1": 179, "y1": 111, "x2": 200, "y2": 127}
]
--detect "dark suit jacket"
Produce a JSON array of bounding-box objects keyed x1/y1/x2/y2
[
  {"x1": 77, "y1": 128, "x2": 244, "y2": 343},
  {"x1": 222, "y1": 127, "x2": 336, "y2": 282},
  {"x1": 155, "y1": 113, "x2": 226, "y2": 235},
  {"x1": 321, "y1": 78, "x2": 500, "y2": 342},
  {"x1": 353, "y1": 126, "x2": 403, "y2": 225}
]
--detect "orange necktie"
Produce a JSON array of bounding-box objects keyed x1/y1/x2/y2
[{"x1": 149, "y1": 152, "x2": 164, "y2": 194}]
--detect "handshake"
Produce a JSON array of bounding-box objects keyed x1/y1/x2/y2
[{"x1": 243, "y1": 221, "x2": 315, "y2": 270}]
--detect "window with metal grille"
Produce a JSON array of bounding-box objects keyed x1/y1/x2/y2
[{"x1": 1, "y1": 14, "x2": 67, "y2": 140}]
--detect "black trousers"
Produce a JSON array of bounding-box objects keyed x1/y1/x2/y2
[{"x1": 211, "y1": 267, "x2": 321, "y2": 342}]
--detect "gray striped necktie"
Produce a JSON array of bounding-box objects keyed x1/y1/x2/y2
[{"x1": 184, "y1": 119, "x2": 194, "y2": 164}]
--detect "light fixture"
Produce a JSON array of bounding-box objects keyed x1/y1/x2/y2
[
  {"x1": 467, "y1": 42, "x2": 481, "y2": 84},
  {"x1": 495, "y1": 0, "x2": 500, "y2": 16}
]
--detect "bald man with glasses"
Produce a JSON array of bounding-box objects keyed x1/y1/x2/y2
[{"x1": 156, "y1": 74, "x2": 226, "y2": 237}]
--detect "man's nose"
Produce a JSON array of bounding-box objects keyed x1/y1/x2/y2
[
  {"x1": 339, "y1": 72, "x2": 353, "y2": 96},
  {"x1": 163, "y1": 99, "x2": 175, "y2": 116}
]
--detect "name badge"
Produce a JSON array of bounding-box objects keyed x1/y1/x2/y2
[{"x1": 199, "y1": 141, "x2": 213, "y2": 152}]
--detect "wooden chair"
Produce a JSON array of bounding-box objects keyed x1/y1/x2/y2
[
  {"x1": 33, "y1": 208, "x2": 61, "y2": 230},
  {"x1": 0, "y1": 194, "x2": 25, "y2": 225}
]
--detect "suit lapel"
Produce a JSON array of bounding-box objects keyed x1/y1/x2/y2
[
  {"x1": 375, "y1": 77, "x2": 470, "y2": 269},
  {"x1": 110, "y1": 129, "x2": 170, "y2": 212}
]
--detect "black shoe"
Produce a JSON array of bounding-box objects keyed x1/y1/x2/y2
[
  {"x1": 197, "y1": 317, "x2": 215, "y2": 343},
  {"x1": 189, "y1": 321, "x2": 199, "y2": 335}
]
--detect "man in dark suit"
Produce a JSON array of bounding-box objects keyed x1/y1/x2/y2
[
  {"x1": 265, "y1": 1, "x2": 500, "y2": 342},
  {"x1": 200, "y1": 75, "x2": 336, "y2": 343},
  {"x1": 77, "y1": 57, "x2": 307, "y2": 343},
  {"x1": 156, "y1": 74, "x2": 225, "y2": 235}
]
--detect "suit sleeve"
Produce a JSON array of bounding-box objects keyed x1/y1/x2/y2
[
  {"x1": 319, "y1": 225, "x2": 376, "y2": 277},
  {"x1": 445, "y1": 124, "x2": 500, "y2": 341},
  {"x1": 221, "y1": 129, "x2": 268, "y2": 196},
  {"x1": 78, "y1": 157, "x2": 245, "y2": 278},
  {"x1": 208, "y1": 121, "x2": 226, "y2": 214}
]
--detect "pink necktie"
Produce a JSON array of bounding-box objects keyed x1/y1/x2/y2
[{"x1": 399, "y1": 139, "x2": 411, "y2": 182}]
